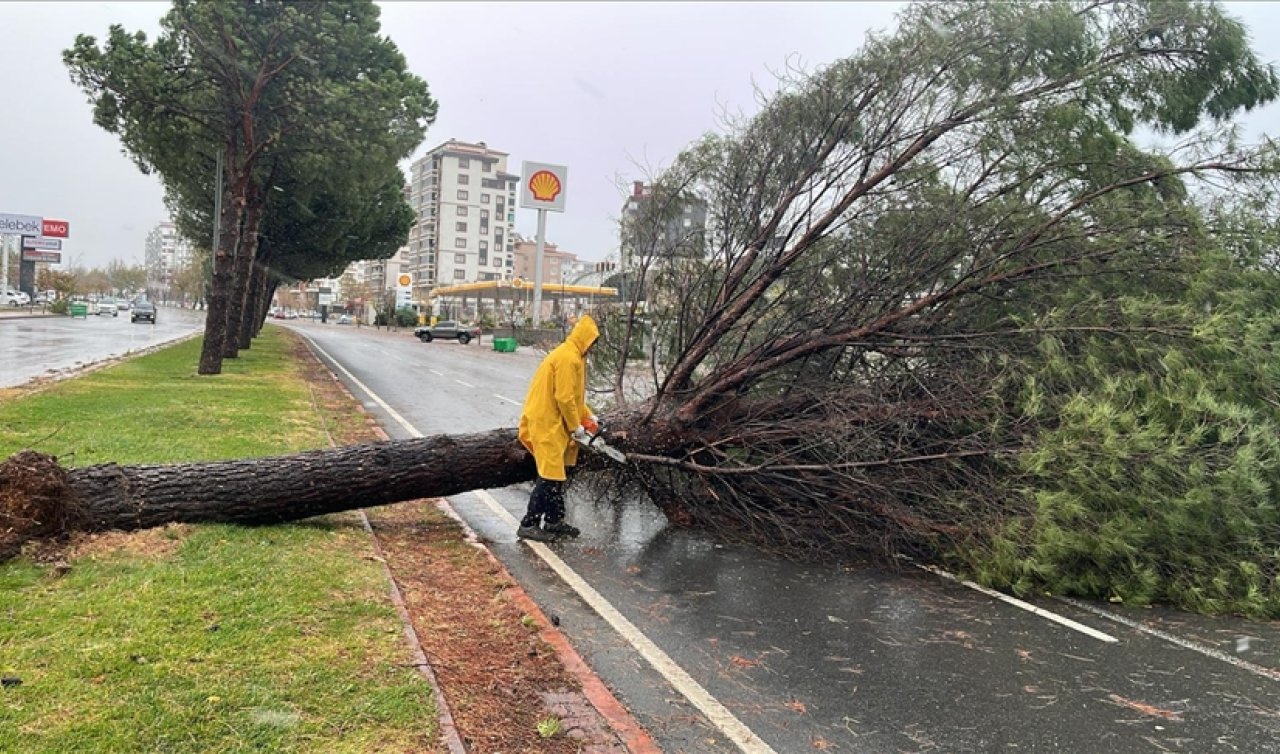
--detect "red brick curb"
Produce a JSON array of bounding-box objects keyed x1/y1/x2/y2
[{"x1": 318, "y1": 343, "x2": 659, "y2": 752}]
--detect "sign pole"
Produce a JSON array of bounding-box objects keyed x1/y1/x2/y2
[
  {"x1": 1, "y1": 234, "x2": 9, "y2": 294},
  {"x1": 532, "y1": 208, "x2": 547, "y2": 326}
]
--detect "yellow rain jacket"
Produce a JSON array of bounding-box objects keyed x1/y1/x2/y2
[{"x1": 518, "y1": 316, "x2": 599, "y2": 481}]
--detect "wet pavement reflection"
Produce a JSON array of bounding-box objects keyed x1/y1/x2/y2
[{"x1": 0, "y1": 307, "x2": 205, "y2": 388}]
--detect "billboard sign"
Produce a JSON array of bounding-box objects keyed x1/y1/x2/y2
[
  {"x1": 21, "y1": 250, "x2": 62, "y2": 264},
  {"x1": 41, "y1": 219, "x2": 69, "y2": 238},
  {"x1": 0, "y1": 213, "x2": 42, "y2": 236},
  {"x1": 23, "y1": 236, "x2": 61, "y2": 251},
  {"x1": 519, "y1": 161, "x2": 568, "y2": 213}
]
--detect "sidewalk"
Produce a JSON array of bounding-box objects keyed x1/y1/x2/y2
[{"x1": 0, "y1": 307, "x2": 58, "y2": 320}]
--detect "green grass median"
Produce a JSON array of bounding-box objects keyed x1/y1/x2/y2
[{"x1": 0, "y1": 329, "x2": 436, "y2": 753}]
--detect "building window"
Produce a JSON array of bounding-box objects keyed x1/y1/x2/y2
[
  {"x1": 458, "y1": 175, "x2": 470, "y2": 186},
  {"x1": 482, "y1": 162, "x2": 492, "y2": 173},
  {"x1": 453, "y1": 269, "x2": 466, "y2": 280},
  {"x1": 457, "y1": 206, "x2": 468, "y2": 216},
  {"x1": 480, "y1": 209, "x2": 489, "y2": 221},
  {"x1": 455, "y1": 222, "x2": 467, "y2": 232},
  {"x1": 481, "y1": 194, "x2": 490, "y2": 204},
  {"x1": 479, "y1": 241, "x2": 488, "y2": 252},
  {"x1": 458, "y1": 157, "x2": 470, "y2": 169},
  {"x1": 454, "y1": 238, "x2": 466, "y2": 248},
  {"x1": 455, "y1": 253, "x2": 467, "y2": 264},
  {"x1": 457, "y1": 189, "x2": 469, "y2": 200}
]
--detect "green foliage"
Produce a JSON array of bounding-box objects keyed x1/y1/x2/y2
[{"x1": 962, "y1": 254, "x2": 1280, "y2": 616}]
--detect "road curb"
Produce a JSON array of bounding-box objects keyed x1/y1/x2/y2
[{"x1": 307, "y1": 334, "x2": 658, "y2": 753}]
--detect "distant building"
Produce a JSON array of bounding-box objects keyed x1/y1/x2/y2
[
  {"x1": 619, "y1": 180, "x2": 707, "y2": 270},
  {"x1": 405, "y1": 140, "x2": 520, "y2": 301},
  {"x1": 144, "y1": 221, "x2": 193, "y2": 290},
  {"x1": 512, "y1": 237, "x2": 581, "y2": 286}
]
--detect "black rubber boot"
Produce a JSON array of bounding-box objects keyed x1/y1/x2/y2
[
  {"x1": 517, "y1": 525, "x2": 557, "y2": 542},
  {"x1": 543, "y1": 520, "x2": 580, "y2": 537}
]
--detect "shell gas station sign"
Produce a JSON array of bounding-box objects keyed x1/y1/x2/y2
[{"x1": 519, "y1": 162, "x2": 568, "y2": 213}]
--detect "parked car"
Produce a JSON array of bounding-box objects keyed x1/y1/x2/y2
[
  {"x1": 414, "y1": 320, "x2": 481, "y2": 344},
  {"x1": 95, "y1": 297, "x2": 119, "y2": 316},
  {"x1": 3, "y1": 289, "x2": 29, "y2": 306},
  {"x1": 336, "y1": 314, "x2": 352, "y2": 325},
  {"x1": 131, "y1": 300, "x2": 156, "y2": 324},
  {"x1": 117, "y1": 299, "x2": 131, "y2": 311}
]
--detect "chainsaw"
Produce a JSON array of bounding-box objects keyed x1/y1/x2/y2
[{"x1": 573, "y1": 424, "x2": 627, "y2": 464}]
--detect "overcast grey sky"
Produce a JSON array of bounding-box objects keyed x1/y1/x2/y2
[{"x1": 2, "y1": 1, "x2": 1279, "y2": 271}]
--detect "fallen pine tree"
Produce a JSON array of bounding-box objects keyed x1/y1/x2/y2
[{"x1": 9, "y1": 0, "x2": 1280, "y2": 617}]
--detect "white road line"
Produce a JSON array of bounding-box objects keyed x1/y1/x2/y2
[
  {"x1": 493, "y1": 393, "x2": 520, "y2": 405},
  {"x1": 473, "y1": 488, "x2": 777, "y2": 754},
  {"x1": 306, "y1": 333, "x2": 775, "y2": 752},
  {"x1": 455, "y1": 379, "x2": 474, "y2": 388},
  {"x1": 1056, "y1": 597, "x2": 1280, "y2": 682},
  {"x1": 909, "y1": 561, "x2": 1118, "y2": 644},
  {"x1": 429, "y1": 369, "x2": 444, "y2": 377},
  {"x1": 300, "y1": 335, "x2": 423, "y2": 439}
]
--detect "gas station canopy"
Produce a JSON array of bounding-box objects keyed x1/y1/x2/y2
[{"x1": 427, "y1": 279, "x2": 618, "y2": 301}]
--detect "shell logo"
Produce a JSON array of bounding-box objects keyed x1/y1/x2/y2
[
  {"x1": 397, "y1": 273, "x2": 412, "y2": 287},
  {"x1": 528, "y1": 170, "x2": 562, "y2": 203},
  {"x1": 511, "y1": 277, "x2": 525, "y2": 289}
]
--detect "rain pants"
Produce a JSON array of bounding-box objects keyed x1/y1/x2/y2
[{"x1": 518, "y1": 315, "x2": 599, "y2": 481}]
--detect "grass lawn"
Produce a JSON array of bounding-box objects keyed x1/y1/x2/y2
[{"x1": 0, "y1": 329, "x2": 437, "y2": 752}]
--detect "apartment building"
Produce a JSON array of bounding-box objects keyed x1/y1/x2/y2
[
  {"x1": 406, "y1": 140, "x2": 519, "y2": 300},
  {"x1": 143, "y1": 221, "x2": 193, "y2": 288},
  {"x1": 512, "y1": 237, "x2": 581, "y2": 285}
]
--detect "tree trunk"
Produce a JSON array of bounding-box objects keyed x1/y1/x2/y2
[
  {"x1": 224, "y1": 196, "x2": 262, "y2": 359},
  {"x1": 0, "y1": 415, "x2": 692, "y2": 560},
  {"x1": 238, "y1": 258, "x2": 266, "y2": 350},
  {"x1": 197, "y1": 157, "x2": 242, "y2": 376},
  {"x1": 255, "y1": 279, "x2": 278, "y2": 338}
]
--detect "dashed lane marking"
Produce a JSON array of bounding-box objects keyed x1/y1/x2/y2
[
  {"x1": 493, "y1": 393, "x2": 520, "y2": 405},
  {"x1": 907, "y1": 560, "x2": 1118, "y2": 644},
  {"x1": 1057, "y1": 597, "x2": 1280, "y2": 682}
]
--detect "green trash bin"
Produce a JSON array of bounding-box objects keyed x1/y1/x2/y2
[
  {"x1": 70, "y1": 302, "x2": 88, "y2": 319},
  {"x1": 493, "y1": 337, "x2": 517, "y2": 353}
]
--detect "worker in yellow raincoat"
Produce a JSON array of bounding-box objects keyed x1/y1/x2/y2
[{"x1": 516, "y1": 315, "x2": 600, "y2": 541}]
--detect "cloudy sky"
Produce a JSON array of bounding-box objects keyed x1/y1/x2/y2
[{"x1": 1, "y1": 1, "x2": 1278, "y2": 271}]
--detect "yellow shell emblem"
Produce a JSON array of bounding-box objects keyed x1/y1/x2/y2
[{"x1": 528, "y1": 170, "x2": 562, "y2": 202}]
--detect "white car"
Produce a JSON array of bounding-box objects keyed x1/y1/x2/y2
[{"x1": 3, "y1": 289, "x2": 29, "y2": 307}]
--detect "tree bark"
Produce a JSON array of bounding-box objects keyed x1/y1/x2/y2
[
  {"x1": 197, "y1": 152, "x2": 242, "y2": 375},
  {"x1": 0, "y1": 414, "x2": 693, "y2": 560},
  {"x1": 224, "y1": 194, "x2": 262, "y2": 359}
]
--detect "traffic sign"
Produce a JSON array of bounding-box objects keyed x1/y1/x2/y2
[{"x1": 23, "y1": 237, "x2": 61, "y2": 250}]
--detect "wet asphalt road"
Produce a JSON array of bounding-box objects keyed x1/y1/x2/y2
[
  {"x1": 289, "y1": 321, "x2": 1280, "y2": 753},
  {"x1": 0, "y1": 305, "x2": 205, "y2": 388},
  {"x1": 8, "y1": 317, "x2": 1279, "y2": 751}
]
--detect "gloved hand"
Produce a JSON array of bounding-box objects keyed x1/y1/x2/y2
[
  {"x1": 571, "y1": 424, "x2": 588, "y2": 440},
  {"x1": 583, "y1": 415, "x2": 599, "y2": 435}
]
